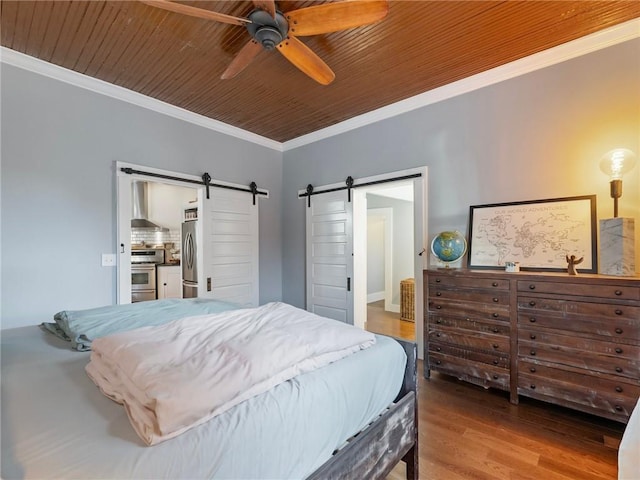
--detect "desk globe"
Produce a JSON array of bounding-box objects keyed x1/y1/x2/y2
[{"x1": 431, "y1": 231, "x2": 467, "y2": 267}]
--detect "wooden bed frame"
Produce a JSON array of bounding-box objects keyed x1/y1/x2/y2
[{"x1": 307, "y1": 338, "x2": 418, "y2": 480}]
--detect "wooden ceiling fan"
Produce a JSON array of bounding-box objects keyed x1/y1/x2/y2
[{"x1": 140, "y1": 0, "x2": 389, "y2": 85}]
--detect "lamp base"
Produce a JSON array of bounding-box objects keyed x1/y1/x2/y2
[{"x1": 599, "y1": 217, "x2": 635, "y2": 276}]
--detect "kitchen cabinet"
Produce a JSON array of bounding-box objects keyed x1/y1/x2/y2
[
  {"x1": 424, "y1": 269, "x2": 640, "y2": 423},
  {"x1": 157, "y1": 265, "x2": 182, "y2": 299}
]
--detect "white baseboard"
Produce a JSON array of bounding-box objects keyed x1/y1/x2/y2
[
  {"x1": 367, "y1": 291, "x2": 385, "y2": 303},
  {"x1": 388, "y1": 303, "x2": 400, "y2": 314}
]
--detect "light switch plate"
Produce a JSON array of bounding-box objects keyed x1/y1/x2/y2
[{"x1": 102, "y1": 254, "x2": 116, "y2": 267}]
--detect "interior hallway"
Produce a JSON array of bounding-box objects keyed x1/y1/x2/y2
[{"x1": 365, "y1": 300, "x2": 415, "y2": 342}]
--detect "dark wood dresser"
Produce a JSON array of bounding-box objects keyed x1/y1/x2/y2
[{"x1": 424, "y1": 269, "x2": 640, "y2": 423}]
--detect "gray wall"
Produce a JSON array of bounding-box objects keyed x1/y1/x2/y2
[
  {"x1": 282, "y1": 39, "x2": 640, "y2": 308},
  {"x1": 1, "y1": 64, "x2": 282, "y2": 329}
]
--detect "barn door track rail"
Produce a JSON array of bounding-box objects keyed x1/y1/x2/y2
[
  {"x1": 299, "y1": 173, "x2": 422, "y2": 207},
  {"x1": 120, "y1": 167, "x2": 267, "y2": 203}
]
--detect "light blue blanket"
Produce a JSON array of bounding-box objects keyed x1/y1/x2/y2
[{"x1": 41, "y1": 298, "x2": 240, "y2": 351}]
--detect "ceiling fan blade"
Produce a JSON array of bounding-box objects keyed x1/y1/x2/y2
[
  {"x1": 277, "y1": 36, "x2": 335, "y2": 85},
  {"x1": 221, "y1": 40, "x2": 263, "y2": 80},
  {"x1": 139, "y1": 0, "x2": 250, "y2": 26},
  {"x1": 252, "y1": 0, "x2": 276, "y2": 18},
  {"x1": 285, "y1": 0, "x2": 389, "y2": 36}
]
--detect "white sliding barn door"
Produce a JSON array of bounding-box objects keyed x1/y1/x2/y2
[
  {"x1": 199, "y1": 186, "x2": 259, "y2": 307},
  {"x1": 306, "y1": 190, "x2": 354, "y2": 324}
]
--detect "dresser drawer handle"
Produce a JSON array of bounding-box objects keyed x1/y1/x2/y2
[
  {"x1": 436, "y1": 346, "x2": 441, "y2": 352},
  {"x1": 615, "y1": 386, "x2": 623, "y2": 393},
  {"x1": 615, "y1": 290, "x2": 622, "y2": 296},
  {"x1": 492, "y1": 344, "x2": 499, "y2": 349},
  {"x1": 435, "y1": 360, "x2": 441, "y2": 365},
  {"x1": 436, "y1": 305, "x2": 442, "y2": 310},
  {"x1": 615, "y1": 347, "x2": 623, "y2": 354},
  {"x1": 616, "y1": 367, "x2": 623, "y2": 373},
  {"x1": 493, "y1": 328, "x2": 499, "y2": 333},
  {"x1": 492, "y1": 282, "x2": 498, "y2": 287},
  {"x1": 529, "y1": 301, "x2": 536, "y2": 306},
  {"x1": 529, "y1": 367, "x2": 536, "y2": 373},
  {"x1": 492, "y1": 313, "x2": 499, "y2": 318},
  {"x1": 436, "y1": 292, "x2": 442, "y2": 296},
  {"x1": 493, "y1": 374, "x2": 499, "y2": 380},
  {"x1": 530, "y1": 334, "x2": 536, "y2": 340},
  {"x1": 435, "y1": 278, "x2": 441, "y2": 283},
  {"x1": 530, "y1": 384, "x2": 536, "y2": 389},
  {"x1": 436, "y1": 333, "x2": 441, "y2": 338},
  {"x1": 493, "y1": 297, "x2": 499, "y2": 303},
  {"x1": 529, "y1": 317, "x2": 536, "y2": 323},
  {"x1": 528, "y1": 284, "x2": 536, "y2": 290},
  {"x1": 493, "y1": 359, "x2": 499, "y2": 365},
  {"x1": 615, "y1": 405, "x2": 623, "y2": 412},
  {"x1": 436, "y1": 319, "x2": 442, "y2": 324},
  {"x1": 530, "y1": 350, "x2": 536, "y2": 356},
  {"x1": 615, "y1": 328, "x2": 623, "y2": 334},
  {"x1": 614, "y1": 309, "x2": 623, "y2": 316}
]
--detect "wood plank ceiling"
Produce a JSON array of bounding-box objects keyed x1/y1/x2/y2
[{"x1": 2, "y1": 1, "x2": 639, "y2": 143}]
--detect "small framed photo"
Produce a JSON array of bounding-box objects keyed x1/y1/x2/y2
[{"x1": 467, "y1": 195, "x2": 597, "y2": 272}]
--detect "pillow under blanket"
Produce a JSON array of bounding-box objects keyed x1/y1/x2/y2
[{"x1": 41, "y1": 298, "x2": 239, "y2": 351}]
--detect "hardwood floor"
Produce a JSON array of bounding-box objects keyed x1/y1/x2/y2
[
  {"x1": 366, "y1": 300, "x2": 415, "y2": 341},
  {"x1": 388, "y1": 363, "x2": 626, "y2": 480}
]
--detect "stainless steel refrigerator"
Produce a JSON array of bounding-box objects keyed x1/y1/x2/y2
[{"x1": 181, "y1": 220, "x2": 198, "y2": 298}]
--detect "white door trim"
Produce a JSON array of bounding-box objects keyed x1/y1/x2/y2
[{"x1": 367, "y1": 208, "x2": 394, "y2": 312}]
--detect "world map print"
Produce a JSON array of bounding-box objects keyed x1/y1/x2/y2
[{"x1": 469, "y1": 198, "x2": 594, "y2": 270}]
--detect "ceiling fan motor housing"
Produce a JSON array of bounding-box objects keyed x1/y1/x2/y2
[{"x1": 247, "y1": 10, "x2": 289, "y2": 50}]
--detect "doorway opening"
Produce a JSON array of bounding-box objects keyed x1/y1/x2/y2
[{"x1": 354, "y1": 180, "x2": 416, "y2": 342}]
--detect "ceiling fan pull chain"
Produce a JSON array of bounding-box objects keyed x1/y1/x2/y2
[
  {"x1": 346, "y1": 176, "x2": 354, "y2": 202},
  {"x1": 202, "y1": 172, "x2": 212, "y2": 199},
  {"x1": 306, "y1": 184, "x2": 314, "y2": 208}
]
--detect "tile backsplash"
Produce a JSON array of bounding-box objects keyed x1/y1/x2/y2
[{"x1": 131, "y1": 228, "x2": 181, "y2": 247}]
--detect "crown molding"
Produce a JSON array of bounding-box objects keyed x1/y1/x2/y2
[
  {"x1": 0, "y1": 47, "x2": 283, "y2": 152},
  {"x1": 2, "y1": 17, "x2": 638, "y2": 153},
  {"x1": 282, "y1": 18, "x2": 640, "y2": 151}
]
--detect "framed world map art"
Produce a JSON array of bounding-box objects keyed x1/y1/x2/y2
[{"x1": 467, "y1": 195, "x2": 597, "y2": 272}]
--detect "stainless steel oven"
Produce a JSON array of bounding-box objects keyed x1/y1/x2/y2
[
  {"x1": 131, "y1": 248, "x2": 165, "y2": 303},
  {"x1": 131, "y1": 264, "x2": 156, "y2": 302}
]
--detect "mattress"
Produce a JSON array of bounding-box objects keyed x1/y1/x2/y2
[{"x1": 1, "y1": 324, "x2": 406, "y2": 479}]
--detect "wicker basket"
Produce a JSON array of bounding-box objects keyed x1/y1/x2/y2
[{"x1": 400, "y1": 278, "x2": 415, "y2": 322}]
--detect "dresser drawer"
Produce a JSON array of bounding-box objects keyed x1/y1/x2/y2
[
  {"x1": 518, "y1": 328, "x2": 640, "y2": 361},
  {"x1": 519, "y1": 360, "x2": 640, "y2": 398},
  {"x1": 518, "y1": 296, "x2": 640, "y2": 321},
  {"x1": 518, "y1": 280, "x2": 640, "y2": 301},
  {"x1": 518, "y1": 312, "x2": 640, "y2": 343},
  {"x1": 432, "y1": 315, "x2": 510, "y2": 336},
  {"x1": 518, "y1": 360, "x2": 639, "y2": 421},
  {"x1": 430, "y1": 287, "x2": 510, "y2": 306},
  {"x1": 429, "y1": 299, "x2": 510, "y2": 322},
  {"x1": 429, "y1": 328, "x2": 510, "y2": 353},
  {"x1": 429, "y1": 342, "x2": 509, "y2": 369},
  {"x1": 518, "y1": 338, "x2": 640, "y2": 380},
  {"x1": 430, "y1": 275, "x2": 510, "y2": 290},
  {"x1": 429, "y1": 351, "x2": 510, "y2": 390}
]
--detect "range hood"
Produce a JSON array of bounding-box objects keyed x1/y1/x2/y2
[{"x1": 131, "y1": 181, "x2": 169, "y2": 231}]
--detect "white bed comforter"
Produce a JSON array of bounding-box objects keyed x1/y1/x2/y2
[{"x1": 86, "y1": 302, "x2": 376, "y2": 446}]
